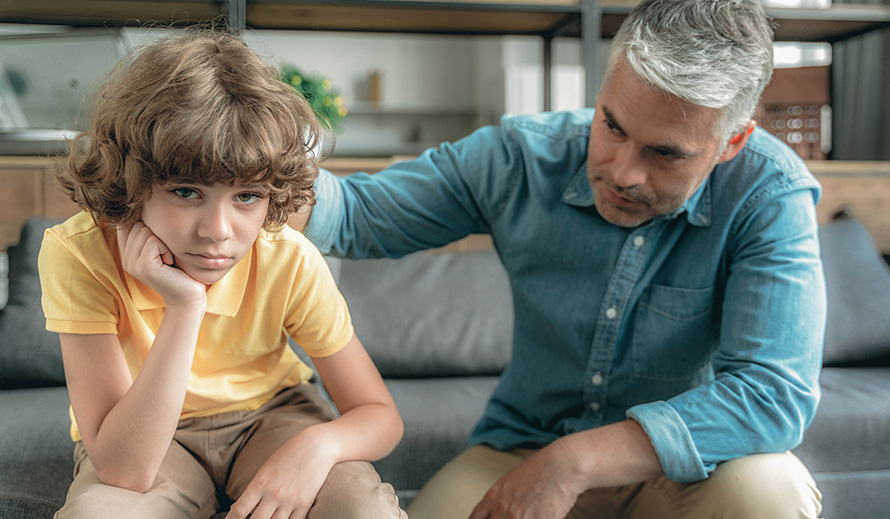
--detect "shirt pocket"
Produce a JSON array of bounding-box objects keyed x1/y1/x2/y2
[{"x1": 632, "y1": 284, "x2": 716, "y2": 382}]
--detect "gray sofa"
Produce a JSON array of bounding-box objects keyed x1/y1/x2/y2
[{"x1": 1, "y1": 214, "x2": 889, "y2": 519}]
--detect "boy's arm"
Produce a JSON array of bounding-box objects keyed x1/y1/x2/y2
[
  {"x1": 61, "y1": 223, "x2": 208, "y2": 493},
  {"x1": 227, "y1": 333, "x2": 402, "y2": 519},
  {"x1": 61, "y1": 300, "x2": 205, "y2": 492}
]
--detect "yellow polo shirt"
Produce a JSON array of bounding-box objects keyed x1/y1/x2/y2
[{"x1": 38, "y1": 211, "x2": 354, "y2": 442}]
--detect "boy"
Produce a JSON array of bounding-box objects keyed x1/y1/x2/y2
[{"x1": 38, "y1": 31, "x2": 406, "y2": 519}]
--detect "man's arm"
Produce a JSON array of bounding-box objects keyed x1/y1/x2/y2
[
  {"x1": 630, "y1": 186, "x2": 825, "y2": 480},
  {"x1": 469, "y1": 420, "x2": 662, "y2": 519},
  {"x1": 299, "y1": 125, "x2": 517, "y2": 259}
]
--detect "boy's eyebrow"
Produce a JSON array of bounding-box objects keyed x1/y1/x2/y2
[
  {"x1": 602, "y1": 106, "x2": 695, "y2": 160},
  {"x1": 238, "y1": 182, "x2": 271, "y2": 191}
]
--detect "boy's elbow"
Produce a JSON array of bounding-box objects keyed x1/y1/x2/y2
[{"x1": 95, "y1": 465, "x2": 156, "y2": 493}]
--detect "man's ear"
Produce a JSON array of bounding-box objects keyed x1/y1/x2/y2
[{"x1": 717, "y1": 120, "x2": 756, "y2": 164}]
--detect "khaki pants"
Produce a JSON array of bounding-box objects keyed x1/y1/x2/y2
[
  {"x1": 55, "y1": 384, "x2": 406, "y2": 519},
  {"x1": 407, "y1": 445, "x2": 822, "y2": 519}
]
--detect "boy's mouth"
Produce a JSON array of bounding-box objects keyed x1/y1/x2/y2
[{"x1": 187, "y1": 253, "x2": 234, "y2": 270}]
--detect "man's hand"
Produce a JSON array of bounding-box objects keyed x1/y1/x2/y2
[
  {"x1": 468, "y1": 441, "x2": 585, "y2": 519},
  {"x1": 469, "y1": 420, "x2": 663, "y2": 519},
  {"x1": 116, "y1": 223, "x2": 206, "y2": 309}
]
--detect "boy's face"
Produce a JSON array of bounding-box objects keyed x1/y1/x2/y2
[{"x1": 140, "y1": 182, "x2": 271, "y2": 285}]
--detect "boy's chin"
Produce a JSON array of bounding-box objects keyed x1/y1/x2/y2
[{"x1": 181, "y1": 267, "x2": 232, "y2": 287}]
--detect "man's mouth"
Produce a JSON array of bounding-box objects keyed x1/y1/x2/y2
[{"x1": 602, "y1": 184, "x2": 640, "y2": 207}]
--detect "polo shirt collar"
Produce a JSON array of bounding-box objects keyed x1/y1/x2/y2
[{"x1": 125, "y1": 250, "x2": 251, "y2": 317}]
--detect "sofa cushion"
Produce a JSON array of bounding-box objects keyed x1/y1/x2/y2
[
  {"x1": 793, "y1": 367, "x2": 890, "y2": 474},
  {"x1": 374, "y1": 376, "x2": 499, "y2": 501},
  {"x1": 0, "y1": 386, "x2": 74, "y2": 516},
  {"x1": 819, "y1": 218, "x2": 890, "y2": 366},
  {"x1": 0, "y1": 218, "x2": 66, "y2": 389},
  {"x1": 336, "y1": 250, "x2": 513, "y2": 377}
]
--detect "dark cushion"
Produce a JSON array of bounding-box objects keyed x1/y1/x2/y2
[
  {"x1": 0, "y1": 387, "x2": 74, "y2": 516},
  {"x1": 819, "y1": 218, "x2": 890, "y2": 366},
  {"x1": 336, "y1": 250, "x2": 513, "y2": 378},
  {"x1": 0, "y1": 218, "x2": 66, "y2": 389},
  {"x1": 374, "y1": 376, "x2": 498, "y2": 497}
]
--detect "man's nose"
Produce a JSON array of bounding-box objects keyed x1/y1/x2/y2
[{"x1": 611, "y1": 145, "x2": 647, "y2": 188}]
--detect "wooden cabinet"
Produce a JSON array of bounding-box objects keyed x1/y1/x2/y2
[{"x1": 0, "y1": 157, "x2": 79, "y2": 251}]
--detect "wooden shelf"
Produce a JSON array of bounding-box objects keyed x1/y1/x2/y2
[{"x1": 5, "y1": 1, "x2": 887, "y2": 42}]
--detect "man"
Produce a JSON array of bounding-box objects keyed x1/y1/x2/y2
[{"x1": 298, "y1": 0, "x2": 825, "y2": 517}]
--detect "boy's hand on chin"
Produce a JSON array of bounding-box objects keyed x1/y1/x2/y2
[{"x1": 117, "y1": 223, "x2": 207, "y2": 309}]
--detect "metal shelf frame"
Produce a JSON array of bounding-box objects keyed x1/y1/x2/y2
[{"x1": 2, "y1": 0, "x2": 890, "y2": 109}]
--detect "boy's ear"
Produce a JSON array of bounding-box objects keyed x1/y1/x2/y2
[{"x1": 717, "y1": 120, "x2": 756, "y2": 164}]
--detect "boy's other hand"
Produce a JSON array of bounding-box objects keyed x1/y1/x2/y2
[{"x1": 117, "y1": 223, "x2": 207, "y2": 309}]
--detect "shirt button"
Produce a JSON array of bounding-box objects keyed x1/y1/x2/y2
[
  {"x1": 605, "y1": 307, "x2": 618, "y2": 320},
  {"x1": 591, "y1": 372, "x2": 604, "y2": 386},
  {"x1": 633, "y1": 235, "x2": 645, "y2": 248},
  {"x1": 589, "y1": 401, "x2": 601, "y2": 412}
]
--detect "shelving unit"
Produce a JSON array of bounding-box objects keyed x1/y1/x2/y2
[{"x1": 3, "y1": 0, "x2": 890, "y2": 105}]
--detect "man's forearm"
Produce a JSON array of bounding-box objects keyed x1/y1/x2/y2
[{"x1": 557, "y1": 419, "x2": 663, "y2": 490}]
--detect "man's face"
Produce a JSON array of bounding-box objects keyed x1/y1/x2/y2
[
  {"x1": 140, "y1": 182, "x2": 270, "y2": 285},
  {"x1": 587, "y1": 59, "x2": 739, "y2": 228}
]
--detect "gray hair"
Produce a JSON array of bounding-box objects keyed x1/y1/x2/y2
[{"x1": 606, "y1": 0, "x2": 774, "y2": 140}]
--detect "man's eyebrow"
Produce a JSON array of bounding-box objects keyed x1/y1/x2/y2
[
  {"x1": 604, "y1": 106, "x2": 695, "y2": 160},
  {"x1": 648, "y1": 143, "x2": 695, "y2": 160},
  {"x1": 602, "y1": 107, "x2": 626, "y2": 136}
]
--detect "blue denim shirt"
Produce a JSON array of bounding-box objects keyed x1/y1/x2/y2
[{"x1": 307, "y1": 110, "x2": 825, "y2": 483}]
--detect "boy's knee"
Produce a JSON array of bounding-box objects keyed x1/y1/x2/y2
[
  {"x1": 695, "y1": 452, "x2": 822, "y2": 519},
  {"x1": 309, "y1": 461, "x2": 406, "y2": 519}
]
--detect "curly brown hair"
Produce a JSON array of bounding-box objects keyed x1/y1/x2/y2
[{"x1": 60, "y1": 30, "x2": 323, "y2": 231}]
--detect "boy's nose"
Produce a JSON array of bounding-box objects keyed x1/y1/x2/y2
[{"x1": 197, "y1": 204, "x2": 232, "y2": 242}]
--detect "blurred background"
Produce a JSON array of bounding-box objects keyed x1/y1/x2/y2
[{"x1": 0, "y1": 0, "x2": 888, "y2": 161}]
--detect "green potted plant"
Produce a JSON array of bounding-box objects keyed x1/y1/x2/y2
[{"x1": 279, "y1": 64, "x2": 347, "y2": 132}]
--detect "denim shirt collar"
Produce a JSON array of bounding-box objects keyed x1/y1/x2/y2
[{"x1": 560, "y1": 163, "x2": 712, "y2": 228}]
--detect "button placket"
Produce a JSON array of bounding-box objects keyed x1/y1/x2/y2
[{"x1": 583, "y1": 224, "x2": 659, "y2": 425}]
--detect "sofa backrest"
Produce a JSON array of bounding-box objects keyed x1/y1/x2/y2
[
  {"x1": 331, "y1": 250, "x2": 514, "y2": 378},
  {"x1": 819, "y1": 217, "x2": 890, "y2": 366},
  {"x1": 0, "y1": 217, "x2": 66, "y2": 389}
]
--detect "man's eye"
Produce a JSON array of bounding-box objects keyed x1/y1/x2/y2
[{"x1": 654, "y1": 148, "x2": 680, "y2": 160}]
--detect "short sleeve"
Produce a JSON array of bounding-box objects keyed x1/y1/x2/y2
[
  {"x1": 39, "y1": 227, "x2": 119, "y2": 335},
  {"x1": 282, "y1": 235, "x2": 354, "y2": 358}
]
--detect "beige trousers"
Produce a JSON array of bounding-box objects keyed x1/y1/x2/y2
[
  {"x1": 407, "y1": 445, "x2": 822, "y2": 519},
  {"x1": 55, "y1": 384, "x2": 406, "y2": 519}
]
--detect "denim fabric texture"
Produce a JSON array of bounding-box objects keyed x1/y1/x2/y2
[{"x1": 305, "y1": 109, "x2": 826, "y2": 483}]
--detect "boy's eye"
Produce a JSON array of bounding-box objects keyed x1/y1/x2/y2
[
  {"x1": 172, "y1": 187, "x2": 199, "y2": 199},
  {"x1": 237, "y1": 192, "x2": 264, "y2": 204}
]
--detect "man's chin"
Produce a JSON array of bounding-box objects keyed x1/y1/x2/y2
[{"x1": 593, "y1": 197, "x2": 651, "y2": 229}]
